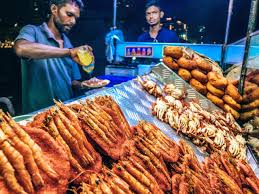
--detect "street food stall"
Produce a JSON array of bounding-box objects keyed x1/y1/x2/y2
[{"x1": 0, "y1": 0, "x2": 259, "y2": 193}]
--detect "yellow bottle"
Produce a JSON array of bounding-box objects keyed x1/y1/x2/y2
[{"x1": 77, "y1": 48, "x2": 93, "y2": 66}]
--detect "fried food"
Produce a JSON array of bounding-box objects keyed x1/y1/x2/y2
[
  {"x1": 243, "y1": 88, "x2": 259, "y2": 104},
  {"x1": 225, "y1": 84, "x2": 242, "y2": 103},
  {"x1": 223, "y1": 104, "x2": 240, "y2": 120},
  {"x1": 2, "y1": 114, "x2": 59, "y2": 180},
  {"x1": 177, "y1": 57, "x2": 197, "y2": 70},
  {"x1": 207, "y1": 92, "x2": 224, "y2": 108},
  {"x1": 223, "y1": 95, "x2": 241, "y2": 111},
  {"x1": 195, "y1": 57, "x2": 212, "y2": 72},
  {"x1": 163, "y1": 56, "x2": 179, "y2": 70},
  {"x1": 23, "y1": 126, "x2": 71, "y2": 194},
  {"x1": 137, "y1": 76, "x2": 163, "y2": 98},
  {"x1": 0, "y1": 150, "x2": 27, "y2": 194},
  {"x1": 178, "y1": 68, "x2": 192, "y2": 82},
  {"x1": 190, "y1": 78, "x2": 207, "y2": 95},
  {"x1": 244, "y1": 81, "x2": 258, "y2": 95},
  {"x1": 240, "y1": 109, "x2": 259, "y2": 121},
  {"x1": 163, "y1": 46, "x2": 183, "y2": 59},
  {"x1": 207, "y1": 72, "x2": 228, "y2": 89},
  {"x1": 206, "y1": 82, "x2": 224, "y2": 98},
  {"x1": 191, "y1": 69, "x2": 208, "y2": 84},
  {"x1": 242, "y1": 99, "x2": 259, "y2": 111}
]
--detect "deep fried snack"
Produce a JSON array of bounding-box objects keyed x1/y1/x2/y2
[
  {"x1": 223, "y1": 95, "x2": 241, "y2": 111},
  {"x1": 207, "y1": 92, "x2": 224, "y2": 108},
  {"x1": 240, "y1": 109, "x2": 259, "y2": 121},
  {"x1": 207, "y1": 72, "x2": 228, "y2": 89},
  {"x1": 163, "y1": 56, "x2": 179, "y2": 70},
  {"x1": 225, "y1": 84, "x2": 242, "y2": 103},
  {"x1": 163, "y1": 46, "x2": 183, "y2": 59},
  {"x1": 191, "y1": 69, "x2": 208, "y2": 83},
  {"x1": 244, "y1": 81, "x2": 258, "y2": 95},
  {"x1": 242, "y1": 99, "x2": 259, "y2": 111},
  {"x1": 190, "y1": 78, "x2": 207, "y2": 95},
  {"x1": 207, "y1": 82, "x2": 224, "y2": 98},
  {"x1": 223, "y1": 104, "x2": 240, "y2": 120},
  {"x1": 177, "y1": 57, "x2": 197, "y2": 70},
  {"x1": 23, "y1": 126, "x2": 71, "y2": 194},
  {"x1": 195, "y1": 57, "x2": 212, "y2": 72},
  {"x1": 178, "y1": 68, "x2": 192, "y2": 82},
  {"x1": 243, "y1": 88, "x2": 259, "y2": 104}
]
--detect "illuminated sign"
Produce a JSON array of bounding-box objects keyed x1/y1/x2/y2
[{"x1": 125, "y1": 46, "x2": 153, "y2": 57}]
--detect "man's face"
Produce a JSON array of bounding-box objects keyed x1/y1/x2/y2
[
  {"x1": 145, "y1": 6, "x2": 163, "y2": 26},
  {"x1": 52, "y1": 3, "x2": 80, "y2": 33}
]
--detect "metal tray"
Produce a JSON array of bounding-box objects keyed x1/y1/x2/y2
[
  {"x1": 81, "y1": 76, "x2": 258, "y2": 177},
  {"x1": 15, "y1": 67, "x2": 259, "y2": 176}
]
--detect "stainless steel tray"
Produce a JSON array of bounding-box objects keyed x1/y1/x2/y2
[
  {"x1": 82, "y1": 77, "x2": 259, "y2": 177},
  {"x1": 151, "y1": 62, "x2": 259, "y2": 175},
  {"x1": 16, "y1": 66, "x2": 259, "y2": 176}
]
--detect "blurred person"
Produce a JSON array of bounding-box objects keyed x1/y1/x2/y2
[
  {"x1": 14, "y1": 0, "x2": 93, "y2": 113},
  {"x1": 138, "y1": 1, "x2": 179, "y2": 43}
]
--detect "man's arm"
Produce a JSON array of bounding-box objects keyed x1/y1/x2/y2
[
  {"x1": 14, "y1": 39, "x2": 70, "y2": 59},
  {"x1": 14, "y1": 39, "x2": 94, "y2": 67}
]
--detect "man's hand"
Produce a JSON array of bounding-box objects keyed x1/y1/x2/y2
[{"x1": 69, "y1": 45, "x2": 95, "y2": 66}]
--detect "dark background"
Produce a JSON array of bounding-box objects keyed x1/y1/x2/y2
[{"x1": 0, "y1": 0, "x2": 258, "y2": 115}]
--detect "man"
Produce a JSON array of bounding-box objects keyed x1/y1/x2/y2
[
  {"x1": 138, "y1": 1, "x2": 180, "y2": 43},
  {"x1": 14, "y1": 0, "x2": 93, "y2": 113}
]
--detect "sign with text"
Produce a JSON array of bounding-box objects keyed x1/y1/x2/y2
[{"x1": 125, "y1": 46, "x2": 153, "y2": 57}]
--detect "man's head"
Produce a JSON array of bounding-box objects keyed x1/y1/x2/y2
[
  {"x1": 49, "y1": 0, "x2": 84, "y2": 33},
  {"x1": 145, "y1": 1, "x2": 164, "y2": 27}
]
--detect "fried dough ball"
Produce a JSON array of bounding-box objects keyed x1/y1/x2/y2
[
  {"x1": 225, "y1": 84, "x2": 242, "y2": 103},
  {"x1": 190, "y1": 78, "x2": 207, "y2": 95},
  {"x1": 195, "y1": 58, "x2": 212, "y2": 72},
  {"x1": 240, "y1": 109, "x2": 259, "y2": 121},
  {"x1": 178, "y1": 68, "x2": 192, "y2": 82},
  {"x1": 207, "y1": 72, "x2": 228, "y2": 89},
  {"x1": 242, "y1": 99, "x2": 259, "y2": 111},
  {"x1": 244, "y1": 81, "x2": 258, "y2": 95},
  {"x1": 243, "y1": 88, "x2": 259, "y2": 104},
  {"x1": 177, "y1": 57, "x2": 197, "y2": 70},
  {"x1": 191, "y1": 69, "x2": 208, "y2": 84},
  {"x1": 223, "y1": 95, "x2": 241, "y2": 111},
  {"x1": 223, "y1": 104, "x2": 240, "y2": 120},
  {"x1": 163, "y1": 56, "x2": 179, "y2": 70},
  {"x1": 206, "y1": 82, "x2": 224, "y2": 98},
  {"x1": 163, "y1": 46, "x2": 183, "y2": 59},
  {"x1": 207, "y1": 92, "x2": 224, "y2": 108}
]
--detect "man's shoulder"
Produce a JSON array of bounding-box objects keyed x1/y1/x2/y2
[
  {"x1": 19, "y1": 24, "x2": 43, "y2": 34},
  {"x1": 21, "y1": 24, "x2": 40, "y2": 30}
]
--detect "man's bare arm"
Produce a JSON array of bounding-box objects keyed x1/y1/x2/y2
[{"x1": 14, "y1": 39, "x2": 70, "y2": 59}]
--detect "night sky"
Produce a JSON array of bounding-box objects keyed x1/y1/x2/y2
[{"x1": 0, "y1": 0, "x2": 258, "y2": 43}]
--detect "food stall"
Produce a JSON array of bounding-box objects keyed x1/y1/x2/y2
[
  {"x1": 0, "y1": 1, "x2": 259, "y2": 193},
  {"x1": 1, "y1": 63, "x2": 259, "y2": 193}
]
